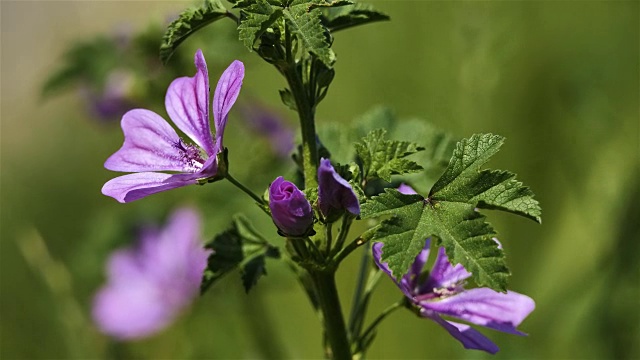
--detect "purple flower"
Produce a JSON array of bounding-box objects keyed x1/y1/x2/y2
[
  {"x1": 102, "y1": 50, "x2": 244, "y2": 203},
  {"x1": 373, "y1": 240, "x2": 534, "y2": 354},
  {"x1": 92, "y1": 207, "x2": 210, "y2": 340},
  {"x1": 269, "y1": 176, "x2": 313, "y2": 237},
  {"x1": 82, "y1": 70, "x2": 136, "y2": 121},
  {"x1": 317, "y1": 158, "x2": 360, "y2": 220},
  {"x1": 239, "y1": 102, "x2": 295, "y2": 158}
]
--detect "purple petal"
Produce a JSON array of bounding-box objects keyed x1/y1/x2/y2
[
  {"x1": 102, "y1": 172, "x2": 197, "y2": 203},
  {"x1": 104, "y1": 109, "x2": 189, "y2": 172},
  {"x1": 401, "y1": 239, "x2": 431, "y2": 290},
  {"x1": 371, "y1": 242, "x2": 414, "y2": 299},
  {"x1": 397, "y1": 183, "x2": 418, "y2": 195},
  {"x1": 143, "y1": 208, "x2": 209, "y2": 294},
  {"x1": 420, "y1": 288, "x2": 535, "y2": 335},
  {"x1": 317, "y1": 158, "x2": 360, "y2": 218},
  {"x1": 165, "y1": 50, "x2": 216, "y2": 156},
  {"x1": 422, "y1": 247, "x2": 471, "y2": 291},
  {"x1": 213, "y1": 60, "x2": 244, "y2": 150},
  {"x1": 268, "y1": 176, "x2": 313, "y2": 237},
  {"x1": 427, "y1": 314, "x2": 500, "y2": 354},
  {"x1": 92, "y1": 277, "x2": 176, "y2": 340}
]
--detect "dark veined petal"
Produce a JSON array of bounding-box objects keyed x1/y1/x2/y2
[
  {"x1": 401, "y1": 238, "x2": 431, "y2": 291},
  {"x1": 101, "y1": 172, "x2": 198, "y2": 203},
  {"x1": 426, "y1": 314, "x2": 500, "y2": 354},
  {"x1": 317, "y1": 158, "x2": 360, "y2": 219},
  {"x1": 371, "y1": 242, "x2": 415, "y2": 299},
  {"x1": 420, "y1": 288, "x2": 535, "y2": 336},
  {"x1": 268, "y1": 176, "x2": 313, "y2": 237},
  {"x1": 213, "y1": 60, "x2": 244, "y2": 150},
  {"x1": 165, "y1": 49, "x2": 216, "y2": 156},
  {"x1": 421, "y1": 247, "x2": 472, "y2": 292},
  {"x1": 104, "y1": 109, "x2": 189, "y2": 173}
]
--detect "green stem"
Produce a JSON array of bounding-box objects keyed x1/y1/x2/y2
[
  {"x1": 332, "y1": 215, "x2": 353, "y2": 256},
  {"x1": 225, "y1": 172, "x2": 266, "y2": 206},
  {"x1": 355, "y1": 301, "x2": 403, "y2": 353},
  {"x1": 333, "y1": 236, "x2": 367, "y2": 265},
  {"x1": 325, "y1": 222, "x2": 333, "y2": 255},
  {"x1": 284, "y1": 24, "x2": 319, "y2": 190},
  {"x1": 309, "y1": 269, "x2": 352, "y2": 360},
  {"x1": 347, "y1": 247, "x2": 371, "y2": 337}
]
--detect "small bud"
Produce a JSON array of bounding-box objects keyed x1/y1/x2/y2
[
  {"x1": 317, "y1": 158, "x2": 360, "y2": 222},
  {"x1": 268, "y1": 176, "x2": 313, "y2": 237}
]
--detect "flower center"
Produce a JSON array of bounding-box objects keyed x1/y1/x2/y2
[{"x1": 174, "y1": 139, "x2": 205, "y2": 172}]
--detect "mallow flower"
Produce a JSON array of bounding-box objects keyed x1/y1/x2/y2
[
  {"x1": 92, "y1": 207, "x2": 210, "y2": 340},
  {"x1": 317, "y1": 158, "x2": 360, "y2": 220},
  {"x1": 269, "y1": 176, "x2": 313, "y2": 237},
  {"x1": 372, "y1": 240, "x2": 534, "y2": 354},
  {"x1": 102, "y1": 49, "x2": 244, "y2": 203}
]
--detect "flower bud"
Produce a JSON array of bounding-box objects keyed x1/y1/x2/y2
[
  {"x1": 318, "y1": 158, "x2": 360, "y2": 221},
  {"x1": 268, "y1": 176, "x2": 313, "y2": 237}
]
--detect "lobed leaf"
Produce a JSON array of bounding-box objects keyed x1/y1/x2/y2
[
  {"x1": 160, "y1": 0, "x2": 231, "y2": 64},
  {"x1": 321, "y1": 2, "x2": 389, "y2": 32},
  {"x1": 238, "y1": 0, "x2": 283, "y2": 50},
  {"x1": 355, "y1": 129, "x2": 424, "y2": 182},
  {"x1": 283, "y1": 1, "x2": 335, "y2": 66}
]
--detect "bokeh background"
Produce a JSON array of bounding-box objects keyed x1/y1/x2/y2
[{"x1": 1, "y1": 1, "x2": 638, "y2": 359}]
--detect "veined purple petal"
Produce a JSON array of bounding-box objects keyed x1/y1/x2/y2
[
  {"x1": 104, "y1": 109, "x2": 189, "y2": 172},
  {"x1": 213, "y1": 60, "x2": 244, "y2": 150},
  {"x1": 317, "y1": 158, "x2": 360, "y2": 218},
  {"x1": 427, "y1": 314, "x2": 500, "y2": 354},
  {"x1": 420, "y1": 288, "x2": 535, "y2": 335},
  {"x1": 401, "y1": 239, "x2": 431, "y2": 291},
  {"x1": 422, "y1": 247, "x2": 471, "y2": 292},
  {"x1": 101, "y1": 172, "x2": 198, "y2": 203},
  {"x1": 165, "y1": 49, "x2": 216, "y2": 156},
  {"x1": 372, "y1": 242, "x2": 414, "y2": 299},
  {"x1": 268, "y1": 176, "x2": 313, "y2": 237}
]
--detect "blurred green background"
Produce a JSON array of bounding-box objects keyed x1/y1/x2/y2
[{"x1": 1, "y1": 1, "x2": 638, "y2": 359}]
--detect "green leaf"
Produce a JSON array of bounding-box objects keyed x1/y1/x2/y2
[
  {"x1": 279, "y1": 88, "x2": 297, "y2": 110},
  {"x1": 355, "y1": 129, "x2": 424, "y2": 182},
  {"x1": 322, "y1": 2, "x2": 389, "y2": 32},
  {"x1": 160, "y1": 0, "x2": 230, "y2": 64},
  {"x1": 430, "y1": 134, "x2": 541, "y2": 223},
  {"x1": 361, "y1": 133, "x2": 541, "y2": 292},
  {"x1": 201, "y1": 215, "x2": 280, "y2": 293},
  {"x1": 308, "y1": 0, "x2": 354, "y2": 11},
  {"x1": 283, "y1": 1, "x2": 335, "y2": 66},
  {"x1": 362, "y1": 189, "x2": 508, "y2": 291},
  {"x1": 238, "y1": 0, "x2": 283, "y2": 50}
]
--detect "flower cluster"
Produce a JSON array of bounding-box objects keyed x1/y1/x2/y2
[
  {"x1": 268, "y1": 158, "x2": 360, "y2": 236},
  {"x1": 92, "y1": 208, "x2": 209, "y2": 339}
]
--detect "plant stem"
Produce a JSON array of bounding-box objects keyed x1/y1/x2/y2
[
  {"x1": 284, "y1": 24, "x2": 319, "y2": 190},
  {"x1": 309, "y1": 269, "x2": 352, "y2": 360},
  {"x1": 347, "y1": 247, "x2": 370, "y2": 337},
  {"x1": 355, "y1": 300, "x2": 403, "y2": 353},
  {"x1": 225, "y1": 172, "x2": 266, "y2": 206}
]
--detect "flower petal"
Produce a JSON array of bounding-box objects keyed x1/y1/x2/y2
[
  {"x1": 401, "y1": 238, "x2": 431, "y2": 291},
  {"x1": 213, "y1": 60, "x2": 244, "y2": 150},
  {"x1": 165, "y1": 49, "x2": 216, "y2": 156},
  {"x1": 104, "y1": 109, "x2": 189, "y2": 172},
  {"x1": 372, "y1": 242, "x2": 414, "y2": 299},
  {"x1": 397, "y1": 183, "x2": 418, "y2": 195},
  {"x1": 317, "y1": 158, "x2": 360, "y2": 218},
  {"x1": 92, "y1": 277, "x2": 175, "y2": 340},
  {"x1": 422, "y1": 247, "x2": 472, "y2": 291},
  {"x1": 427, "y1": 314, "x2": 500, "y2": 354},
  {"x1": 102, "y1": 172, "x2": 197, "y2": 203},
  {"x1": 420, "y1": 288, "x2": 535, "y2": 335}
]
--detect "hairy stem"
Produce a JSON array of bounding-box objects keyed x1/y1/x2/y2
[
  {"x1": 309, "y1": 269, "x2": 352, "y2": 360},
  {"x1": 225, "y1": 172, "x2": 266, "y2": 206}
]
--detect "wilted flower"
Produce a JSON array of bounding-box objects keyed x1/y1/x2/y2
[
  {"x1": 317, "y1": 158, "x2": 360, "y2": 221},
  {"x1": 92, "y1": 207, "x2": 210, "y2": 340},
  {"x1": 269, "y1": 176, "x2": 313, "y2": 237},
  {"x1": 102, "y1": 50, "x2": 244, "y2": 203},
  {"x1": 373, "y1": 239, "x2": 535, "y2": 354}
]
